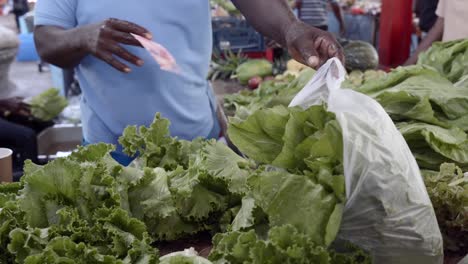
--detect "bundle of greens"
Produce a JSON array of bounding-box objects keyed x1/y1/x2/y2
[
  {"x1": 421, "y1": 163, "x2": 468, "y2": 256},
  {"x1": 29, "y1": 88, "x2": 68, "y2": 121},
  {"x1": 0, "y1": 146, "x2": 159, "y2": 264},
  {"x1": 418, "y1": 39, "x2": 468, "y2": 83},
  {"x1": 224, "y1": 68, "x2": 315, "y2": 118},
  {"x1": 351, "y1": 66, "x2": 468, "y2": 169},
  {"x1": 1, "y1": 107, "x2": 370, "y2": 263}
]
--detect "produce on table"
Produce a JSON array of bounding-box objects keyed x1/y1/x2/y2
[
  {"x1": 355, "y1": 66, "x2": 468, "y2": 131},
  {"x1": 0, "y1": 108, "x2": 373, "y2": 263},
  {"x1": 342, "y1": 69, "x2": 386, "y2": 89},
  {"x1": 345, "y1": 65, "x2": 468, "y2": 170},
  {"x1": 418, "y1": 39, "x2": 468, "y2": 83},
  {"x1": 29, "y1": 88, "x2": 68, "y2": 121},
  {"x1": 421, "y1": 163, "x2": 468, "y2": 257},
  {"x1": 343, "y1": 40, "x2": 379, "y2": 72},
  {"x1": 235, "y1": 59, "x2": 273, "y2": 85},
  {"x1": 286, "y1": 59, "x2": 308, "y2": 74},
  {"x1": 224, "y1": 68, "x2": 315, "y2": 117},
  {"x1": 208, "y1": 50, "x2": 247, "y2": 81},
  {"x1": 398, "y1": 122, "x2": 468, "y2": 170},
  {"x1": 247, "y1": 76, "x2": 262, "y2": 90}
]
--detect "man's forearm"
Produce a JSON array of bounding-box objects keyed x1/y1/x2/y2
[
  {"x1": 231, "y1": 0, "x2": 297, "y2": 47},
  {"x1": 34, "y1": 26, "x2": 89, "y2": 69},
  {"x1": 404, "y1": 17, "x2": 444, "y2": 65}
]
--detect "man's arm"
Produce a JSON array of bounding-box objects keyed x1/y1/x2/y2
[
  {"x1": 404, "y1": 17, "x2": 444, "y2": 65},
  {"x1": 34, "y1": 19, "x2": 152, "y2": 72},
  {"x1": 330, "y1": 2, "x2": 346, "y2": 36},
  {"x1": 232, "y1": 0, "x2": 344, "y2": 68}
]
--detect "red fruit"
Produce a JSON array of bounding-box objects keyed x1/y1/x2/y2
[{"x1": 248, "y1": 76, "x2": 263, "y2": 90}]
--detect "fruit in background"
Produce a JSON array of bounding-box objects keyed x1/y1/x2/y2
[
  {"x1": 344, "y1": 40, "x2": 379, "y2": 71},
  {"x1": 248, "y1": 76, "x2": 263, "y2": 90},
  {"x1": 236, "y1": 59, "x2": 273, "y2": 85},
  {"x1": 286, "y1": 59, "x2": 307, "y2": 73}
]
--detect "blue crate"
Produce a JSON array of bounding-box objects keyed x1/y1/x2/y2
[{"x1": 212, "y1": 17, "x2": 265, "y2": 53}]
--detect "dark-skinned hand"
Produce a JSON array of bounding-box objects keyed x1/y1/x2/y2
[
  {"x1": 78, "y1": 18, "x2": 152, "y2": 73},
  {"x1": 285, "y1": 21, "x2": 345, "y2": 69},
  {"x1": 0, "y1": 97, "x2": 31, "y2": 117}
]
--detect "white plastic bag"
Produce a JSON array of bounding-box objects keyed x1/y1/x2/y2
[{"x1": 289, "y1": 58, "x2": 443, "y2": 263}]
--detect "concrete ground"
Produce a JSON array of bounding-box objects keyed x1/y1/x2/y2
[{"x1": 0, "y1": 14, "x2": 52, "y2": 99}]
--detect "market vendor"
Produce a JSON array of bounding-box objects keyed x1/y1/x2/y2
[
  {"x1": 405, "y1": 0, "x2": 468, "y2": 65},
  {"x1": 33, "y1": 0, "x2": 344, "y2": 166}
]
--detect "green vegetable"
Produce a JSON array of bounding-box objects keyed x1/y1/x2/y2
[
  {"x1": 421, "y1": 163, "x2": 468, "y2": 255},
  {"x1": 398, "y1": 122, "x2": 468, "y2": 170},
  {"x1": 343, "y1": 41, "x2": 379, "y2": 72},
  {"x1": 355, "y1": 66, "x2": 468, "y2": 131},
  {"x1": 236, "y1": 59, "x2": 273, "y2": 85},
  {"x1": 30, "y1": 88, "x2": 68, "y2": 121},
  {"x1": 418, "y1": 39, "x2": 468, "y2": 83},
  {"x1": 209, "y1": 225, "x2": 370, "y2": 264}
]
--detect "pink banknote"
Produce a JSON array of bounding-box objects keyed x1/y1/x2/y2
[{"x1": 132, "y1": 33, "x2": 181, "y2": 74}]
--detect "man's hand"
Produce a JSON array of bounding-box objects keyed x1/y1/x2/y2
[
  {"x1": 0, "y1": 97, "x2": 30, "y2": 117},
  {"x1": 80, "y1": 18, "x2": 152, "y2": 73},
  {"x1": 35, "y1": 18, "x2": 152, "y2": 72},
  {"x1": 285, "y1": 21, "x2": 345, "y2": 68}
]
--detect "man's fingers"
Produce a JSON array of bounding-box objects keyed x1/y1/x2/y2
[
  {"x1": 106, "y1": 18, "x2": 152, "y2": 39},
  {"x1": 95, "y1": 50, "x2": 131, "y2": 73},
  {"x1": 106, "y1": 42, "x2": 144, "y2": 66},
  {"x1": 102, "y1": 28, "x2": 142, "y2": 46}
]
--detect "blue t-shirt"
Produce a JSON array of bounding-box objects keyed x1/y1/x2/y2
[{"x1": 35, "y1": 0, "x2": 218, "y2": 149}]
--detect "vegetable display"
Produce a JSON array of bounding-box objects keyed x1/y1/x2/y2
[
  {"x1": 235, "y1": 59, "x2": 273, "y2": 85},
  {"x1": 0, "y1": 108, "x2": 369, "y2": 263},
  {"x1": 29, "y1": 88, "x2": 68, "y2": 121},
  {"x1": 421, "y1": 164, "x2": 468, "y2": 257},
  {"x1": 418, "y1": 39, "x2": 468, "y2": 83}
]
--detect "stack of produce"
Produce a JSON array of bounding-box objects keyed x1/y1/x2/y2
[
  {"x1": 29, "y1": 88, "x2": 68, "y2": 121},
  {"x1": 417, "y1": 39, "x2": 468, "y2": 84},
  {"x1": 421, "y1": 163, "x2": 468, "y2": 258},
  {"x1": 353, "y1": 65, "x2": 468, "y2": 170},
  {"x1": 0, "y1": 111, "x2": 369, "y2": 263}
]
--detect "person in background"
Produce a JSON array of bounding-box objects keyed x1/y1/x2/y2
[
  {"x1": 12, "y1": 0, "x2": 28, "y2": 31},
  {"x1": 414, "y1": 0, "x2": 439, "y2": 36},
  {"x1": 34, "y1": 0, "x2": 344, "y2": 166},
  {"x1": 0, "y1": 97, "x2": 38, "y2": 172},
  {"x1": 405, "y1": 0, "x2": 468, "y2": 65},
  {"x1": 295, "y1": 0, "x2": 346, "y2": 34}
]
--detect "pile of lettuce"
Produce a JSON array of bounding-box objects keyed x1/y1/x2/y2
[
  {"x1": 352, "y1": 65, "x2": 468, "y2": 170},
  {"x1": 417, "y1": 39, "x2": 468, "y2": 84},
  {"x1": 421, "y1": 163, "x2": 468, "y2": 256},
  {"x1": 223, "y1": 69, "x2": 315, "y2": 118},
  {"x1": 29, "y1": 88, "x2": 68, "y2": 121},
  {"x1": 0, "y1": 110, "x2": 369, "y2": 263}
]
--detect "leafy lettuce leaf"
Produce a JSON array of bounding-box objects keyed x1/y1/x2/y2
[{"x1": 30, "y1": 88, "x2": 68, "y2": 121}]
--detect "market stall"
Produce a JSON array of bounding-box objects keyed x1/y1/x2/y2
[{"x1": 0, "y1": 1, "x2": 467, "y2": 263}]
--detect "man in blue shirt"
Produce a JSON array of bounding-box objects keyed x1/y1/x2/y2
[{"x1": 34, "y1": 0, "x2": 344, "y2": 165}]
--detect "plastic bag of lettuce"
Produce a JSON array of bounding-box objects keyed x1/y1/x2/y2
[{"x1": 290, "y1": 58, "x2": 443, "y2": 263}]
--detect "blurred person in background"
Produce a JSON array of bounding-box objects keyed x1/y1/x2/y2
[
  {"x1": 12, "y1": 0, "x2": 28, "y2": 31},
  {"x1": 405, "y1": 0, "x2": 468, "y2": 65},
  {"x1": 0, "y1": 97, "x2": 38, "y2": 172},
  {"x1": 414, "y1": 0, "x2": 439, "y2": 36},
  {"x1": 295, "y1": 0, "x2": 346, "y2": 34}
]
